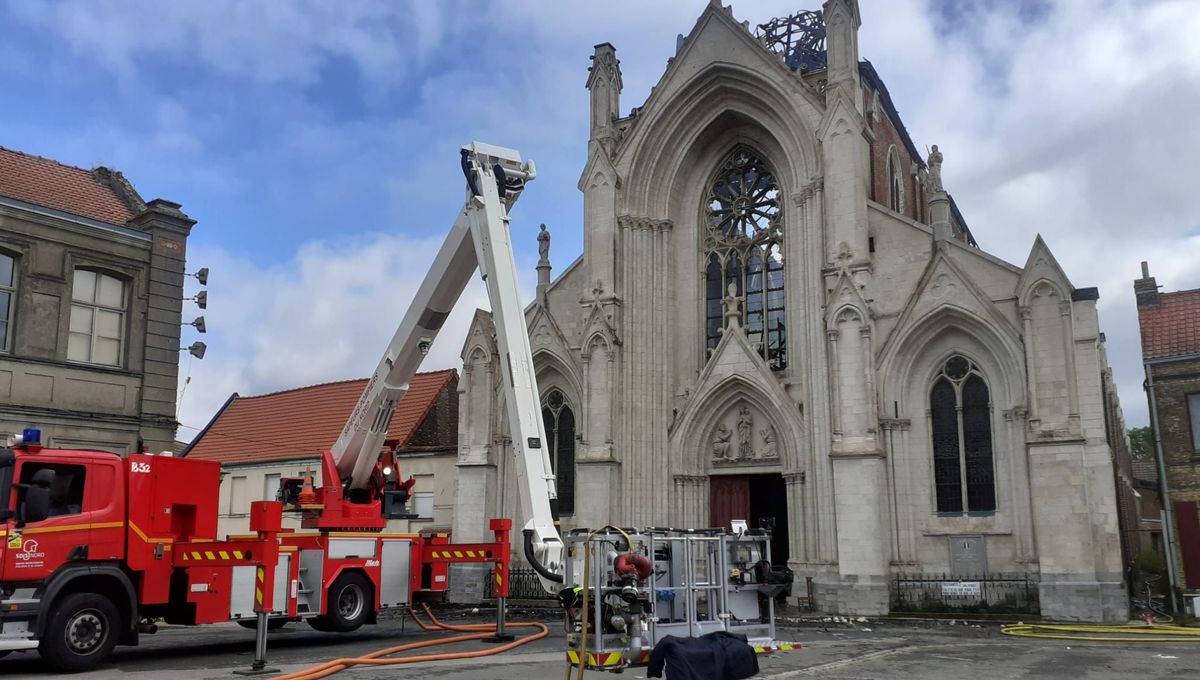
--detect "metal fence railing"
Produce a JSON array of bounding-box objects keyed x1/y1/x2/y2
[
  {"x1": 485, "y1": 567, "x2": 557, "y2": 600},
  {"x1": 891, "y1": 573, "x2": 1040, "y2": 614}
]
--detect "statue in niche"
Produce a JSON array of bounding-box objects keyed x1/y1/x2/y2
[
  {"x1": 712, "y1": 423, "x2": 733, "y2": 460},
  {"x1": 758, "y1": 427, "x2": 779, "y2": 459},
  {"x1": 737, "y1": 405, "x2": 753, "y2": 458}
]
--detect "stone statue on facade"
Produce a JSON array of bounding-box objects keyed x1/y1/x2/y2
[
  {"x1": 737, "y1": 405, "x2": 753, "y2": 458},
  {"x1": 537, "y1": 223, "x2": 551, "y2": 263},
  {"x1": 758, "y1": 427, "x2": 779, "y2": 459},
  {"x1": 927, "y1": 144, "x2": 944, "y2": 193},
  {"x1": 712, "y1": 423, "x2": 733, "y2": 460},
  {"x1": 722, "y1": 283, "x2": 742, "y2": 329}
]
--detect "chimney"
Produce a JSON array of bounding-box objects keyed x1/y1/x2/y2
[{"x1": 1134, "y1": 260, "x2": 1159, "y2": 306}]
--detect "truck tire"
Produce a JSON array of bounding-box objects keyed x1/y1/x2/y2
[
  {"x1": 309, "y1": 572, "x2": 371, "y2": 633},
  {"x1": 38, "y1": 592, "x2": 121, "y2": 673}
]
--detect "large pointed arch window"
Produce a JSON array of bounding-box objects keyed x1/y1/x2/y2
[
  {"x1": 541, "y1": 389, "x2": 575, "y2": 517},
  {"x1": 703, "y1": 148, "x2": 786, "y2": 370},
  {"x1": 929, "y1": 355, "x2": 996, "y2": 514}
]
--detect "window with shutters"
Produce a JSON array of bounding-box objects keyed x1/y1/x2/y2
[
  {"x1": 929, "y1": 355, "x2": 996, "y2": 514},
  {"x1": 703, "y1": 147, "x2": 786, "y2": 370},
  {"x1": 541, "y1": 389, "x2": 575, "y2": 517}
]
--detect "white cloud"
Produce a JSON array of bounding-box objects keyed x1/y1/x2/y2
[
  {"x1": 8, "y1": 0, "x2": 1199, "y2": 431},
  {"x1": 175, "y1": 233, "x2": 518, "y2": 439}
]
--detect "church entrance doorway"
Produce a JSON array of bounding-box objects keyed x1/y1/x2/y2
[{"x1": 710, "y1": 473, "x2": 789, "y2": 564}]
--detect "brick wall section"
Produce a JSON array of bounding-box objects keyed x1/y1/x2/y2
[
  {"x1": 866, "y1": 96, "x2": 921, "y2": 223},
  {"x1": 1149, "y1": 359, "x2": 1200, "y2": 498},
  {"x1": 402, "y1": 374, "x2": 459, "y2": 449}
]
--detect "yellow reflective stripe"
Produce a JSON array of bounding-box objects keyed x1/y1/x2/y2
[
  {"x1": 453, "y1": 551, "x2": 463, "y2": 558},
  {"x1": 233, "y1": 551, "x2": 244, "y2": 559},
  {"x1": 205, "y1": 551, "x2": 216, "y2": 560},
  {"x1": 24, "y1": 523, "x2": 90, "y2": 535},
  {"x1": 255, "y1": 588, "x2": 263, "y2": 604},
  {"x1": 191, "y1": 551, "x2": 202, "y2": 560},
  {"x1": 257, "y1": 567, "x2": 265, "y2": 582},
  {"x1": 219, "y1": 551, "x2": 230, "y2": 560}
]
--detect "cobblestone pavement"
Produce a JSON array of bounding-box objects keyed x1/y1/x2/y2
[{"x1": 2, "y1": 610, "x2": 1197, "y2": 679}]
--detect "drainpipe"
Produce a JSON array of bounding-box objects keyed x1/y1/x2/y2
[{"x1": 1145, "y1": 363, "x2": 1182, "y2": 613}]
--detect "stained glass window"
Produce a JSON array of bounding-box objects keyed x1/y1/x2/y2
[
  {"x1": 928, "y1": 356, "x2": 996, "y2": 514},
  {"x1": 703, "y1": 148, "x2": 786, "y2": 370},
  {"x1": 541, "y1": 389, "x2": 575, "y2": 517}
]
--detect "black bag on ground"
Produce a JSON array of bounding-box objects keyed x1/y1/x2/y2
[{"x1": 647, "y1": 631, "x2": 759, "y2": 680}]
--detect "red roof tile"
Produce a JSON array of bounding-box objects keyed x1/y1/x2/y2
[
  {"x1": 185, "y1": 369, "x2": 457, "y2": 465},
  {"x1": 1138, "y1": 288, "x2": 1200, "y2": 360},
  {"x1": 0, "y1": 146, "x2": 138, "y2": 225}
]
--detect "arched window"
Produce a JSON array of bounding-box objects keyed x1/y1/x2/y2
[
  {"x1": 929, "y1": 355, "x2": 996, "y2": 514},
  {"x1": 541, "y1": 389, "x2": 575, "y2": 517},
  {"x1": 886, "y1": 146, "x2": 904, "y2": 213},
  {"x1": 703, "y1": 148, "x2": 786, "y2": 370}
]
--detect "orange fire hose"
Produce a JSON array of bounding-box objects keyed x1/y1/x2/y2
[{"x1": 272, "y1": 604, "x2": 549, "y2": 680}]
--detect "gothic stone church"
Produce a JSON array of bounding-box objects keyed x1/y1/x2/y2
[{"x1": 454, "y1": 1, "x2": 1127, "y2": 622}]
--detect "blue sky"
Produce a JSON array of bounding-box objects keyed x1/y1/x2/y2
[{"x1": 2, "y1": 0, "x2": 1198, "y2": 438}]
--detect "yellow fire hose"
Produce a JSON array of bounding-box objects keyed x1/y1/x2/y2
[{"x1": 1001, "y1": 622, "x2": 1200, "y2": 642}]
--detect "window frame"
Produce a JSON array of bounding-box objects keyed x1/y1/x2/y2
[
  {"x1": 541, "y1": 389, "x2": 576, "y2": 517},
  {"x1": 67, "y1": 268, "x2": 128, "y2": 367},
  {"x1": 701, "y1": 146, "x2": 787, "y2": 371},
  {"x1": 1188, "y1": 392, "x2": 1200, "y2": 456},
  {"x1": 18, "y1": 461, "x2": 88, "y2": 519},
  {"x1": 0, "y1": 250, "x2": 16, "y2": 353},
  {"x1": 886, "y1": 145, "x2": 905, "y2": 214},
  {"x1": 928, "y1": 355, "x2": 997, "y2": 516},
  {"x1": 413, "y1": 491, "x2": 434, "y2": 520}
]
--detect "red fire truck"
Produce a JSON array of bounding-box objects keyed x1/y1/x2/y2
[{"x1": 0, "y1": 143, "x2": 545, "y2": 672}]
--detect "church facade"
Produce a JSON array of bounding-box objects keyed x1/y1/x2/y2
[{"x1": 453, "y1": 1, "x2": 1127, "y2": 622}]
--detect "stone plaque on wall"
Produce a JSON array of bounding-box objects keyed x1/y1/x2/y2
[{"x1": 948, "y1": 535, "x2": 987, "y2": 576}]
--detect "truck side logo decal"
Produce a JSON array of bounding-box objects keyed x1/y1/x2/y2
[{"x1": 14, "y1": 539, "x2": 46, "y2": 568}]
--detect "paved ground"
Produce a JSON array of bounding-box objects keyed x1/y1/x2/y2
[{"x1": 3, "y1": 608, "x2": 1198, "y2": 679}]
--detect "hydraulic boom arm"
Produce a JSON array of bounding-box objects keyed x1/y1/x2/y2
[{"x1": 329, "y1": 142, "x2": 563, "y2": 587}]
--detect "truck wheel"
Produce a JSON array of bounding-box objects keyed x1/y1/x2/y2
[
  {"x1": 311, "y1": 572, "x2": 372, "y2": 633},
  {"x1": 39, "y1": 592, "x2": 121, "y2": 673}
]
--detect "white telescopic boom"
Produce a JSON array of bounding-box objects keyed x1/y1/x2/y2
[{"x1": 329, "y1": 143, "x2": 563, "y2": 587}]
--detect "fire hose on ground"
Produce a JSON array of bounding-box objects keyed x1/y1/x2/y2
[
  {"x1": 1001, "y1": 622, "x2": 1200, "y2": 642},
  {"x1": 271, "y1": 603, "x2": 549, "y2": 680}
]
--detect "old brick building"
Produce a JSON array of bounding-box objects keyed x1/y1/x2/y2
[
  {"x1": 1136, "y1": 263, "x2": 1200, "y2": 593},
  {"x1": 0, "y1": 146, "x2": 196, "y2": 452},
  {"x1": 184, "y1": 369, "x2": 458, "y2": 537}
]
